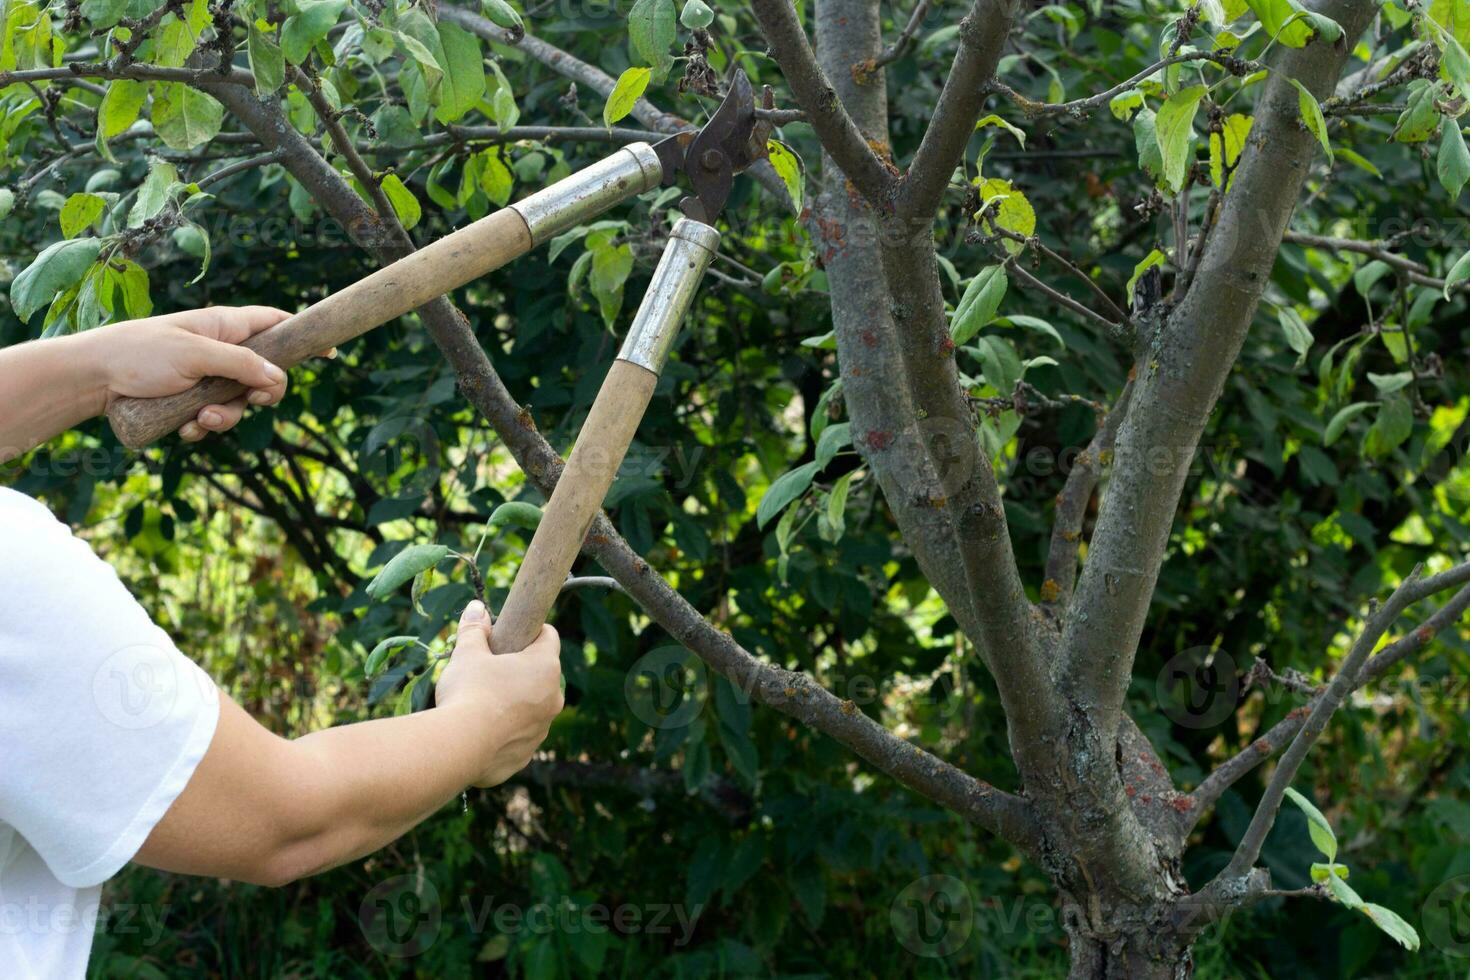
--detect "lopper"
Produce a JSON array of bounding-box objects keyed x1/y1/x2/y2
[{"x1": 106, "y1": 71, "x2": 766, "y2": 654}]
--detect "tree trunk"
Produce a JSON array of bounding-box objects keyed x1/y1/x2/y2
[{"x1": 1065, "y1": 926, "x2": 1192, "y2": 980}]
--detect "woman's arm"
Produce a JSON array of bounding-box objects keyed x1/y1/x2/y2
[
  {"x1": 135, "y1": 603, "x2": 565, "y2": 887},
  {"x1": 0, "y1": 306, "x2": 294, "y2": 462}
]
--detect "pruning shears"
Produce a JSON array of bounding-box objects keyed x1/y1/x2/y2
[{"x1": 107, "y1": 70, "x2": 765, "y2": 655}]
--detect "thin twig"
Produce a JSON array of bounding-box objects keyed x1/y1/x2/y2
[
  {"x1": 1004, "y1": 256, "x2": 1130, "y2": 339},
  {"x1": 196, "y1": 149, "x2": 284, "y2": 189},
  {"x1": 868, "y1": 0, "x2": 932, "y2": 71}
]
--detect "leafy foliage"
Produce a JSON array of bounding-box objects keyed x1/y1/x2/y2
[{"x1": 2, "y1": 0, "x2": 1470, "y2": 974}]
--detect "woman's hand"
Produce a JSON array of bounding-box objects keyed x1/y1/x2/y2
[
  {"x1": 435, "y1": 602, "x2": 565, "y2": 788},
  {"x1": 83, "y1": 306, "x2": 295, "y2": 441}
]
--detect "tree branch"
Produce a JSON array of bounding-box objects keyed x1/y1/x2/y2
[
  {"x1": 857, "y1": 0, "x2": 932, "y2": 75},
  {"x1": 995, "y1": 51, "x2": 1260, "y2": 120},
  {"x1": 1189, "y1": 564, "x2": 1470, "y2": 822},
  {"x1": 1283, "y1": 230, "x2": 1470, "y2": 294},
  {"x1": 897, "y1": 0, "x2": 1011, "y2": 219},
  {"x1": 0, "y1": 62, "x2": 253, "y2": 87},
  {"x1": 747, "y1": 0, "x2": 897, "y2": 207},
  {"x1": 1043, "y1": 380, "x2": 1134, "y2": 611},
  {"x1": 1055, "y1": 0, "x2": 1380, "y2": 739},
  {"x1": 1212, "y1": 561, "x2": 1470, "y2": 884}
]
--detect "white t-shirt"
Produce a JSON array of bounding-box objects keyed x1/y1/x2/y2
[{"x1": 0, "y1": 488, "x2": 219, "y2": 979}]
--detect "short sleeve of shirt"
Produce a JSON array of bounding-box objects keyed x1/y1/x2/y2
[{"x1": 0, "y1": 489, "x2": 219, "y2": 889}]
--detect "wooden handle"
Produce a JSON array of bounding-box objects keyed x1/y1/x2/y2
[
  {"x1": 492, "y1": 359, "x2": 659, "y2": 654},
  {"x1": 106, "y1": 209, "x2": 535, "y2": 449}
]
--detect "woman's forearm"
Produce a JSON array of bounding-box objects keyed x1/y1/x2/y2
[
  {"x1": 135, "y1": 608, "x2": 562, "y2": 888},
  {"x1": 0, "y1": 333, "x2": 109, "y2": 462},
  {"x1": 280, "y1": 702, "x2": 504, "y2": 878}
]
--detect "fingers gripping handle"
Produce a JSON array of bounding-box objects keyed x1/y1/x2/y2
[
  {"x1": 106, "y1": 144, "x2": 666, "y2": 450},
  {"x1": 490, "y1": 219, "x2": 721, "y2": 654}
]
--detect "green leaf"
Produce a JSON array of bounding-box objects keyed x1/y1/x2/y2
[
  {"x1": 1445, "y1": 249, "x2": 1470, "y2": 299},
  {"x1": 1310, "y1": 862, "x2": 1349, "y2": 883},
  {"x1": 129, "y1": 158, "x2": 179, "y2": 227},
  {"x1": 478, "y1": 147, "x2": 514, "y2": 206},
  {"x1": 488, "y1": 500, "x2": 543, "y2": 531},
  {"x1": 59, "y1": 193, "x2": 105, "y2": 239},
  {"x1": 151, "y1": 83, "x2": 224, "y2": 151},
  {"x1": 365, "y1": 635, "x2": 420, "y2": 677},
  {"x1": 1392, "y1": 81, "x2": 1440, "y2": 144},
  {"x1": 481, "y1": 0, "x2": 523, "y2": 32},
  {"x1": 98, "y1": 79, "x2": 146, "y2": 139},
  {"x1": 1109, "y1": 88, "x2": 1144, "y2": 121},
  {"x1": 974, "y1": 177, "x2": 1034, "y2": 251},
  {"x1": 1245, "y1": 0, "x2": 1317, "y2": 46},
  {"x1": 604, "y1": 66, "x2": 652, "y2": 127},
  {"x1": 1364, "y1": 395, "x2": 1414, "y2": 458},
  {"x1": 1127, "y1": 248, "x2": 1168, "y2": 298},
  {"x1": 826, "y1": 470, "x2": 854, "y2": 539},
  {"x1": 366, "y1": 543, "x2": 453, "y2": 600},
  {"x1": 975, "y1": 114, "x2": 1026, "y2": 148},
  {"x1": 10, "y1": 238, "x2": 102, "y2": 323},
  {"x1": 951, "y1": 266, "x2": 1007, "y2": 345},
  {"x1": 151, "y1": 0, "x2": 210, "y2": 67},
  {"x1": 757, "y1": 460, "x2": 820, "y2": 529},
  {"x1": 380, "y1": 173, "x2": 422, "y2": 231},
  {"x1": 680, "y1": 0, "x2": 713, "y2": 29},
  {"x1": 766, "y1": 138, "x2": 804, "y2": 212},
  {"x1": 815, "y1": 422, "x2": 851, "y2": 470},
  {"x1": 410, "y1": 567, "x2": 434, "y2": 616},
  {"x1": 396, "y1": 18, "x2": 444, "y2": 84},
  {"x1": 1323, "y1": 401, "x2": 1370, "y2": 446},
  {"x1": 172, "y1": 222, "x2": 211, "y2": 284},
  {"x1": 1368, "y1": 371, "x2": 1413, "y2": 394},
  {"x1": 589, "y1": 238, "x2": 633, "y2": 328},
  {"x1": 431, "y1": 21, "x2": 486, "y2": 124},
  {"x1": 1288, "y1": 79, "x2": 1332, "y2": 164},
  {"x1": 998, "y1": 314, "x2": 1065, "y2": 347},
  {"x1": 971, "y1": 335, "x2": 1024, "y2": 395},
  {"x1": 114, "y1": 258, "x2": 152, "y2": 319},
  {"x1": 1156, "y1": 85, "x2": 1206, "y2": 192},
  {"x1": 1134, "y1": 107, "x2": 1164, "y2": 183},
  {"x1": 1361, "y1": 903, "x2": 1421, "y2": 951},
  {"x1": 1277, "y1": 306, "x2": 1312, "y2": 364},
  {"x1": 1208, "y1": 113, "x2": 1253, "y2": 187},
  {"x1": 247, "y1": 23, "x2": 285, "y2": 96},
  {"x1": 1353, "y1": 259, "x2": 1392, "y2": 297},
  {"x1": 0, "y1": 188, "x2": 13, "y2": 220},
  {"x1": 1438, "y1": 118, "x2": 1470, "y2": 200},
  {"x1": 1336, "y1": 147, "x2": 1381, "y2": 178},
  {"x1": 80, "y1": 0, "x2": 127, "y2": 28},
  {"x1": 629, "y1": 0, "x2": 676, "y2": 78},
  {"x1": 1284, "y1": 786, "x2": 1337, "y2": 862},
  {"x1": 1326, "y1": 870, "x2": 1364, "y2": 908},
  {"x1": 280, "y1": 0, "x2": 346, "y2": 64}
]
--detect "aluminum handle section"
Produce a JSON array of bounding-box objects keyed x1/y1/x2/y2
[
  {"x1": 490, "y1": 219, "x2": 720, "y2": 654},
  {"x1": 616, "y1": 218, "x2": 721, "y2": 372},
  {"x1": 106, "y1": 143, "x2": 665, "y2": 450},
  {"x1": 511, "y1": 143, "x2": 664, "y2": 245}
]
